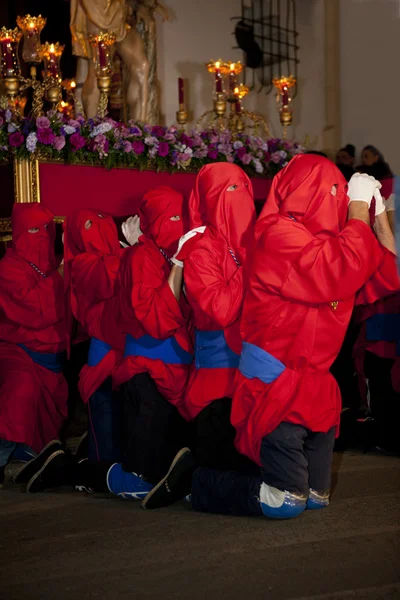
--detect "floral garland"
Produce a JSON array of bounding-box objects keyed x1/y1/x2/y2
[{"x1": 0, "y1": 108, "x2": 304, "y2": 177}]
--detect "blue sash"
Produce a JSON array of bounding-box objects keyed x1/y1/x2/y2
[
  {"x1": 239, "y1": 342, "x2": 286, "y2": 384},
  {"x1": 195, "y1": 330, "x2": 240, "y2": 369},
  {"x1": 18, "y1": 344, "x2": 65, "y2": 373},
  {"x1": 366, "y1": 314, "x2": 400, "y2": 355},
  {"x1": 124, "y1": 334, "x2": 193, "y2": 365},
  {"x1": 88, "y1": 338, "x2": 112, "y2": 367}
]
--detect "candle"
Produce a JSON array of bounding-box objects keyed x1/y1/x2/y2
[
  {"x1": 99, "y1": 41, "x2": 107, "y2": 68},
  {"x1": 235, "y1": 100, "x2": 241, "y2": 114},
  {"x1": 178, "y1": 77, "x2": 184, "y2": 106},
  {"x1": 48, "y1": 44, "x2": 58, "y2": 78},
  {"x1": 1, "y1": 39, "x2": 13, "y2": 74},
  {"x1": 215, "y1": 61, "x2": 222, "y2": 93},
  {"x1": 229, "y1": 63, "x2": 236, "y2": 93},
  {"x1": 282, "y1": 86, "x2": 288, "y2": 106}
]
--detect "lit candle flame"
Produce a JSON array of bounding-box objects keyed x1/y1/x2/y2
[
  {"x1": 29, "y1": 22, "x2": 34, "y2": 29},
  {"x1": 234, "y1": 86, "x2": 239, "y2": 95},
  {"x1": 215, "y1": 61, "x2": 220, "y2": 69},
  {"x1": 230, "y1": 63, "x2": 235, "y2": 71},
  {"x1": 70, "y1": 80, "x2": 76, "y2": 88},
  {"x1": 49, "y1": 43, "x2": 55, "y2": 53}
]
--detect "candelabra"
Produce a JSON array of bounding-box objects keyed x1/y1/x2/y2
[
  {"x1": 88, "y1": 31, "x2": 116, "y2": 118},
  {"x1": 0, "y1": 15, "x2": 65, "y2": 118},
  {"x1": 272, "y1": 75, "x2": 296, "y2": 138},
  {"x1": 195, "y1": 59, "x2": 269, "y2": 137}
]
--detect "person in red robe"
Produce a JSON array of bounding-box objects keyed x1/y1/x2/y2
[
  {"x1": 141, "y1": 163, "x2": 257, "y2": 510},
  {"x1": 0, "y1": 204, "x2": 67, "y2": 485},
  {"x1": 142, "y1": 155, "x2": 399, "y2": 517}
]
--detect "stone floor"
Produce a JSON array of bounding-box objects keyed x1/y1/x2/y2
[{"x1": 1, "y1": 451, "x2": 399, "y2": 600}]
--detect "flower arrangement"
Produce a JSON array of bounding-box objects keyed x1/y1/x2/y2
[{"x1": 0, "y1": 109, "x2": 304, "y2": 177}]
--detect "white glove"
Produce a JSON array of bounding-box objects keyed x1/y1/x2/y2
[
  {"x1": 373, "y1": 187, "x2": 386, "y2": 216},
  {"x1": 171, "y1": 226, "x2": 206, "y2": 267},
  {"x1": 347, "y1": 173, "x2": 382, "y2": 207},
  {"x1": 122, "y1": 215, "x2": 142, "y2": 246}
]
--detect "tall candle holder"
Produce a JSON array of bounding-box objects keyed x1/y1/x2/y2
[
  {"x1": 272, "y1": 75, "x2": 296, "y2": 138},
  {"x1": 0, "y1": 27, "x2": 22, "y2": 102},
  {"x1": 16, "y1": 15, "x2": 46, "y2": 79},
  {"x1": 176, "y1": 77, "x2": 188, "y2": 126},
  {"x1": 89, "y1": 31, "x2": 116, "y2": 118},
  {"x1": 41, "y1": 42, "x2": 64, "y2": 106}
]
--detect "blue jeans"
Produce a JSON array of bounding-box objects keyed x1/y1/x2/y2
[
  {"x1": 0, "y1": 439, "x2": 36, "y2": 467},
  {"x1": 88, "y1": 378, "x2": 122, "y2": 463}
]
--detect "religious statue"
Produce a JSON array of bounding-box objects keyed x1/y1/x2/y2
[{"x1": 70, "y1": 0, "x2": 168, "y2": 123}]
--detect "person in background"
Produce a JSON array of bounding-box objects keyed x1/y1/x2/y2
[
  {"x1": 142, "y1": 163, "x2": 257, "y2": 510},
  {"x1": 0, "y1": 204, "x2": 67, "y2": 486},
  {"x1": 358, "y1": 145, "x2": 393, "y2": 181},
  {"x1": 336, "y1": 144, "x2": 356, "y2": 168},
  {"x1": 143, "y1": 156, "x2": 398, "y2": 517}
]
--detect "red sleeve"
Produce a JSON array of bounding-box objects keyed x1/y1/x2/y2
[
  {"x1": 355, "y1": 246, "x2": 399, "y2": 306},
  {"x1": 129, "y1": 248, "x2": 186, "y2": 339},
  {"x1": 257, "y1": 218, "x2": 387, "y2": 304},
  {"x1": 184, "y1": 248, "x2": 244, "y2": 328},
  {"x1": 0, "y1": 257, "x2": 64, "y2": 329},
  {"x1": 71, "y1": 253, "x2": 119, "y2": 310}
]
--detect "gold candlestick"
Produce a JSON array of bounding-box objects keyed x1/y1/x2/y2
[{"x1": 176, "y1": 103, "x2": 188, "y2": 126}]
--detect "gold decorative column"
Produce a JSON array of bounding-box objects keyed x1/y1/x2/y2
[
  {"x1": 14, "y1": 158, "x2": 41, "y2": 204},
  {"x1": 323, "y1": 0, "x2": 341, "y2": 158}
]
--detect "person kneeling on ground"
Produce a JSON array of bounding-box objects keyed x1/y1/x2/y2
[{"x1": 142, "y1": 155, "x2": 399, "y2": 518}]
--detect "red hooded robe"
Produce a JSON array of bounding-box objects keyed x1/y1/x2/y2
[
  {"x1": 63, "y1": 210, "x2": 125, "y2": 403},
  {"x1": 232, "y1": 155, "x2": 399, "y2": 465},
  {"x1": 113, "y1": 186, "x2": 193, "y2": 414},
  {"x1": 176, "y1": 163, "x2": 256, "y2": 420},
  {"x1": 0, "y1": 204, "x2": 68, "y2": 452}
]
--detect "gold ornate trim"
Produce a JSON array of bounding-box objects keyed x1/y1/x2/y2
[
  {"x1": 0, "y1": 218, "x2": 11, "y2": 232},
  {"x1": 14, "y1": 158, "x2": 41, "y2": 204}
]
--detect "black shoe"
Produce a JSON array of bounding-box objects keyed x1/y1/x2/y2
[
  {"x1": 13, "y1": 440, "x2": 63, "y2": 485},
  {"x1": 73, "y1": 431, "x2": 88, "y2": 462},
  {"x1": 141, "y1": 448, "x2": 195, "y2": 510},
  {"x1": 26, "y1": 450, "x2": 69, "y2": 493}
]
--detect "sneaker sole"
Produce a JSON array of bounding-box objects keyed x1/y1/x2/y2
[
  {"x1": 13, "y1": 440, "x2": 62, "y2": 484},
  {"x1": 26, "y1": 450, "x2": 65, "y2": 493},
  {"x1": 141, "y1": 447, "x2": 191, "y2": 510}
]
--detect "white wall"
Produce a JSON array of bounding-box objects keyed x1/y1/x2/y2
[
  {"x1": 340, "y1": 0, "x2": 400, "y2": 172},
  {"x1": 156, "y1": 0, "x2": 325, "y2": 146}
]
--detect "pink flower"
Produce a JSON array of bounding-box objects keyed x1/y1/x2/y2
[
  {"x1": 271, "y1": 151, "x2": 282, "y2": 164},
  {"x1": 53, "y1": 136, "x2": 66, "y2": 151},
  {"x1": 236, "y1": 146, "x2": 247, "y2": 160},
  {"x1": 152, "y1": 125, "x2": 165, "y2": 138},
  {"x1": 227, "y1": 155, "x2": 234, "y2": 163},
  {"x1": 36, "y1": 116, "x2": 50, "y2": 129},
  {"x1": 158, "y1": 142, "x2": 169, "y2": 157},
  {"x1": 122, "y1": 140, "x2": 132, "y2": 153},
  {"x1": 68, "y1": 119, "x2": 81, "y2": 130},
  {"x1": 241, "y1": 153, "x2": 252, "y2": 165},
  {"x1": 37, "y1": 128, "x2": 55, "y2": 145},
  {"x1": 70, "y1": 133, "x2": 85, "y2": 150},
  {"x1": 132, "y1": 140, "x2": 145, "y2": 155},
  {"x1": 9, "y1": 132, "x2": 24, "y2": 148},
  {"x1": 207, "y1": 149, "x2": 218, "y2": 160}
]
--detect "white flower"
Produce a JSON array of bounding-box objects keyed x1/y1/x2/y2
[
  {"x1": 26, "y1": 131, "x2": 38, "y2": 153},
  {"x1": 90, "y1": 122, "x2": 113, "y2": 137},
  {"x1": 175, "y1": 142, "x2": 193, "y2": 156},
  {"x1": 233, "y1": 141, "x2": 243, "y2": 150},
  {"x1": 7, "y1": 123, "x2": 17, "y2": 133},
  {"x1": 64, "y1": 125, "x2": 76, "y2": 135},
  {"x1": 252, "y1": 158, "x2": 264, "y2": 174},
  {"x1": 144, "y1": 136, "x2": 158, "y2": 146}
]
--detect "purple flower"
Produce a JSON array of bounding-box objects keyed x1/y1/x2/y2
[
  {"x1": 9, "y1": 132, "x2": 24, "y2": 148},
  {"x1": 122, "y1": 140, "x2": 132, "y2": 153},
  {"x1": 236, "y1": 146, "x2": 247, "y2": 160},
  {"x1": 227, "y1": 155, "x2": 234, "y2": 163},
  {"x1": 180, "y1": 134, "x2": 194, "y2": 148},
  {"x1": 68, "y1": 119, "x2": 81, "y2": 130},
  {"x1": 152, "y1": 125, "x2": 165, "y2": 138},
  {"x1": 37, "y1": 128, "x2": 55, "y2": 145},
  {"x1": 70, "y1": 133, "x2": 86, "y2": 150},
  {"x1": 5, "y1": 109, "x2": 12, "y2": 123},
  {"x1": 158, "y1": 141, "x2": 169, "y2": 157},
  {"x1": 233, "y1": 141, "x2": 243, "y2": 150},
  {"x1": 132, "y1": 140, "x2": 145, "y2": 155},
  {"x1": 207, "y1": 149, "x2": 218, "y2": 160},
  {"x1": 36, "y1": 116, "x2": 50, "y2": 129},
  {"x1": 143, "y1": 124, "x2": 152, "y2": 134},
  {"x1": 7, "y1": 123, "x2": 17, "y2": 133},
  {"x1": 22, "y1": 121, "x2": 31, "y2": 136},
  {"x1": 53, "y1": 136, "x2": 66, "y2": 151},
  {"x1": 129, "y1": 126, "x2": 142, "y2": 136},
  {"x1": 164, "y1": 133, "x2": 176, "y2": 142}
]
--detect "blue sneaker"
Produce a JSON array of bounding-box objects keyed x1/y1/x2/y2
[
  {"x1": 260, "y1": 483, "x2": 307, "y2": 519},
  {"x1": 306, "y1": 488, "x2": 330, "y2": 510},
  {"x1": 107, "y1": 463, "x2": 153, "y2": 500}
]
